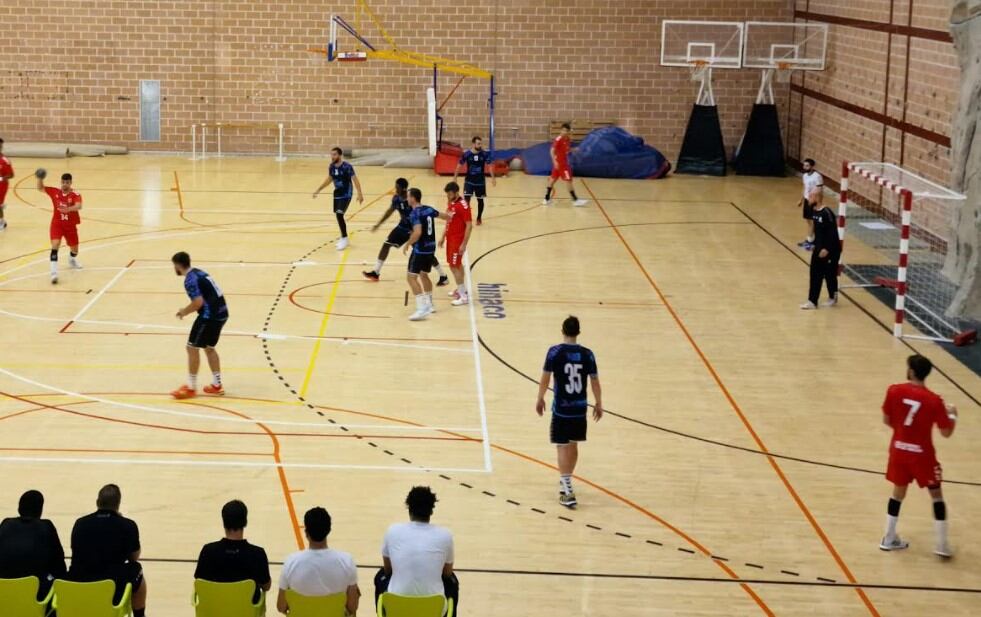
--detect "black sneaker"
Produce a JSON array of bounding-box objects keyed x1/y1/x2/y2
[
  {"x1": 362, "y1": 270, "x2": 380, "y2": 281},
  {"x1": 436, "y1": 275, "x2": 449, "y2": 287}
]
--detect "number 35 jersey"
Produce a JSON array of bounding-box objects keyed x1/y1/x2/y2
[{"x1": 544, "y1": 343, "x2": 598, "y2": 418}]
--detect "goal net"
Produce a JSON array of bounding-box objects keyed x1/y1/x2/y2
[{"x1": 839, "y1": 162, "x2": 976, "y2": 345}]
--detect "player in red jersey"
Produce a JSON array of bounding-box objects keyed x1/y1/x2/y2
[
  {"x1": 543, "y1": 123, "x2": 587, "y2": 207},
  {"x1": 438, "y1": 182, "x2": 473, "y2": 306},
  {"x1": 0, "y1": 138, "x2": 14, "y2": 231},
  {"x1": 36, "y1": 170, "x2": 82, "y2": 284},
  {"x1": 879, "y1": 354, "x2": 958, "y2": 557}
]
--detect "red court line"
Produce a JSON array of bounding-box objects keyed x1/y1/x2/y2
[
  {"x1": 288, "y1": 283, "x2": 390, "y2": 319},
  {"x1": 581, "y1": 180, "x2": 880, "y2": 617}
]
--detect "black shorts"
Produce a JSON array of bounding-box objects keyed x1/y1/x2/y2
[
  {"x1": 407, "y1": 252, "x2": 434, "y2": 275},
  {"x1": 550, "y1": 415, "x2": 587, "y2": 445},
  {"x1": 463, "y1": 179, "x2": 486, "y2": 198},
  {"x1": 188, "y1": 316, "x2": 226, "y2": 348},
  {"x1": 334, "y1": 197, "x2": 352, "y2": 215},
  {"x1": 385, "y1": 226, "x2": 412, "y2": 248},
  {"x1": 802, "y1": 198, "x2": 815, "y2": 220}
]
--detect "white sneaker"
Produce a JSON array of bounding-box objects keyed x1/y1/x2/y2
[
  {"x1": 879, "y1": 536, "x2": 909, "y2": 551},
  {"x1": 451, "y1": 295, "x2": 469, "y2": 306},
  {"x1": 69, "y1": 257, "x2": 82, "y2": 269},
  {"x1": 408, "y1": 308, "x2": 428, "y2": 321},
  {"x1": 800, "y1": 301, "x2": 817, "y2": 310},
  {"x1": 822, "y1": 295, "x2": 837, "y2": 307},
  {"x1": 448, "y1": 289, "x2": 460, "y2": 298},
  {"x1": 573, "y1": 199, "x2": 588, "y2": 207},
  {"x1": 336, "y1": 237, "x2": 349, "y2": 251},
  {"x1": 0, "y1": 220, "x2": 7, "y2": 231},
  {"x1": 934, "y1": 543, "x2": 953, "y2": 558},
  {"x1": 542, "y1": 198, "x2": 552, "y2": 206},
  {"x1": 50, "y1": 272, "x2": 58, "y2": 285}
]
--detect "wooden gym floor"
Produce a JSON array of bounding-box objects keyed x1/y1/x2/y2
[{"x1": 0, "y1": 154, "x2": 978, "y2": 616}]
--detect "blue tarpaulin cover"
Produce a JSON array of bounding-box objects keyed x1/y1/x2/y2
[{"x1": 516, "y1": 127, "x2": 671, "y2": 179}]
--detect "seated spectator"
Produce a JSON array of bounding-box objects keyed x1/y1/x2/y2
[
  {"x1": 69, "y1": 484, "x2": 147, "y2": 617},
  {"x1": 0, "y1": 490, "x2": 66, "y2": 600},
  {"x1": 277, "y1": 507, "x2": 359, "y2": 616},
  {"x1": 375, "y1": 486, "x2": 458, "y2": 616},
  {"x1": 194, "y1": 500, "x2": 270, "y2": 603}
]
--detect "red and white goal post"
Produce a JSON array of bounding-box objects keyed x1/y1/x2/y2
[{"x1": 838, "y1": 161, "x2": 977, "y2": 347}]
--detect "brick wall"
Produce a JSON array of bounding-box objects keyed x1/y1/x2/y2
[
  {"x1": 788, "y1": 0, "x2": 959, "y2": 190},
  {"x1": 0, "y1": 1, "x2": 791, "y2": 158}
]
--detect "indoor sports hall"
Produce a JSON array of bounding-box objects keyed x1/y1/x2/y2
[{"x1": 0, "y1": 2, "x2": 979, "y2": 616}]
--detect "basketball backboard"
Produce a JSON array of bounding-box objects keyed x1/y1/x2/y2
[
  {"x1": 743, "y1": 22, "x2": 828, "y2": 70},
  {"x1": 660, "y1": 20, "x2": 744, "y2": 68}
]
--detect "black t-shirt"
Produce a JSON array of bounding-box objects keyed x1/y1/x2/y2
[
  {"x1": 69, "y1": 509, "x2": 140, "y2": 581},
  {"x1": 0, "y1": 516, "x2": 67, "y2": 589},
  {"x1": 194, "y1": 538, "x2": 270, "y2": 600},
  {"x1": 811, "y1": 207, "x2": 841, "y2": 252}
]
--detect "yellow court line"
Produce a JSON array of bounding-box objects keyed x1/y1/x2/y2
[{"x1": 298, "y1": 247, "x2": 351, "y2": 398}]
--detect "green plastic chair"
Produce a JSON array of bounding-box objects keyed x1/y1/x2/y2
[
  {"x1": 284, "y1": 589, "x2": 347, "y2": 616},
  {"x1": 0, "y1": 576, "x2": 53, "y2": 617},
  {"x1": 376, "y1": 592, "x2": 452, "y2": 617},
  {"x1": 192, "y1": 579, "x2": 265, "y2": 617},
  {"x1": 52, "y1": 579, "x2": 132, "y2": 617}
]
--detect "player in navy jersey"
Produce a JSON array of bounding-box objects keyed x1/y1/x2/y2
[
  {"x1": 313, "y1": 147, "x2": 364, "y2": 251},
  {"x1": 362, "y1": 177, "x2": 448, "y2": 285},
  {"x1": 170, "y1": 252, "x2": 229, "y2": 399},
  {"x1": 403, "y1": 188, "x2": 451, "y2": 321},
  {"x1": 453, "y1": 136, "x2": 496, "y2": 225},
  {"x1": 535, "y1": 316, "x2": 603, "y2": 508}
]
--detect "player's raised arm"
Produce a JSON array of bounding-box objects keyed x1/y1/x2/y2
[{"x1": 35, "y1": 168, "x2": 47, "y2": 192}]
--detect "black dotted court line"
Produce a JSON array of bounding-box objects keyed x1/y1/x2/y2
[{"x1": 259, "y1": 241, "x2": 839, "y2": 586}]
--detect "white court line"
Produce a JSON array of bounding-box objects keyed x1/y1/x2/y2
[
  {"x1": 69, "y1": 263, "x2": 132, "y2": 323},
  {"x1": 0, "y1": 368, "x2": 483, "y2": 432},
  {"x1": 0, "y1": 455, "x2": 489, "y2": 473},
  {"x1": 463, "y1": 250, "x2": 493, "y2": 472}
]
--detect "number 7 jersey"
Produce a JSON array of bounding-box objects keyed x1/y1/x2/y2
[
  {"x1": 544, "y1": 343, "x2": 598, "y2": 418},
  {"x1": 882, "y1": 382, "x2": 951, "y2": 457}
]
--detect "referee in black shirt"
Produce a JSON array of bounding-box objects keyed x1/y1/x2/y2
[{"x1": 801, "y1": 199, "x2": 841, "y2": 309}]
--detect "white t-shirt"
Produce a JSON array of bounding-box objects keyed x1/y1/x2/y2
[
  {"x1": 381, "y1": 522, "x2": 454, "y2": 597},
  {"x1": 278, "y1": 547, "x2": 358, "y2": 597},
  {"x1": 803, "y1": 170, "x2": 824, "y2": 200}
]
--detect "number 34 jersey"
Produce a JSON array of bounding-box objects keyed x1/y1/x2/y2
[
  {"x1": 882, "y1": 382, "x2": 951, "y2": 458},
  {"x1": 544, "y1": 343, "x2": 598, "y2": 418}
]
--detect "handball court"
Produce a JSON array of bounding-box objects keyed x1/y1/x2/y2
[{"x1": 0, "y1": 154, "x2": 978, "y2": 616}]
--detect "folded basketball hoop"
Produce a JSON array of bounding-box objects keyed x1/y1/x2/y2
[
  {"x1": 337, "y1": 51, "x2": 368, "y2": 61},
  {"x1": 688, "y1": 59, "x2": 710, "y2": 82}
]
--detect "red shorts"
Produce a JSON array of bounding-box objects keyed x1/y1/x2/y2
[
  {"x1": 0, "y1": 182, "x2": 8, "y2": 205},
  {"x1": 50, "y1": 221, "x2": 79, "y2": 246},
  {"x1": 550, "y1": 166, "x2": 573, "y2": 182},
  {"x1": 446, "y1": 239, "x2": 464, "y2": 268},
  {"x1": 886, "y1": 450, "x2": 942, "y2": 488}
]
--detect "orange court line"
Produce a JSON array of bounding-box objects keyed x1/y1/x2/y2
[
  {"x1": 581, "y1": 180, "x2": 880, "y2": 617},
  {"x1": 4, "y1": 389, "x2": 772, "y2": 613},
  {"x1": 0, "y1": 446, "x2": 268, "y2": 457}
]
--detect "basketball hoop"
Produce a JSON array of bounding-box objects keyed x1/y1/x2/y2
[
  {"x1": 775, "y1": 61, "x2": 794, "y2": 83},
  {"x1": 689, "y1": 60, "x2": 710, "y2": 82}
]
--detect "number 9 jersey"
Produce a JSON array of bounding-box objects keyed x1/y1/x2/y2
[{"x1": 543, "y1": 343, "x2": 598, "y2": 418}]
